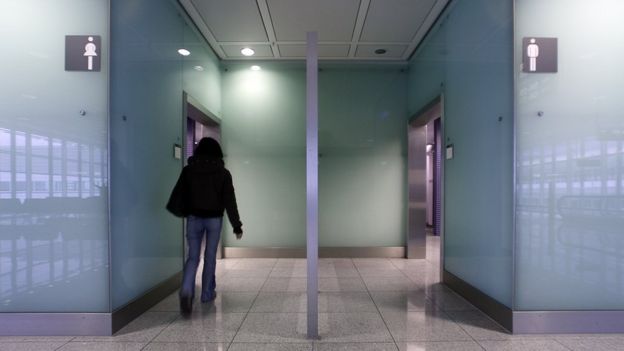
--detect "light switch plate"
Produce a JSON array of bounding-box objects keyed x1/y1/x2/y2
[
  {"x1": 446, "y1": 144, "x2": 454, "y2": 160},
  {"x1": 174, "y1": 144, "x2": 182, "y2": 159}
]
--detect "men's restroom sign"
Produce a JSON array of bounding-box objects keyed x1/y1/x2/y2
[
  {"x1": 65, "y1": 35, "x2": 101, "y2": 71},
  {"x1": 522, "y1": 37, "x2": 557, "y2": 73}
]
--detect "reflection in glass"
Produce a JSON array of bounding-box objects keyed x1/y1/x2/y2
[{"x1": 0, "y1": 127, "x2": 108, "y2": 311}]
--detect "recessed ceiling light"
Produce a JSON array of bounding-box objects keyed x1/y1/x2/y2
[
  {"x1": 194, "y1": 65, "x2": 204, "y2": 71},
  {"x1": 374, "y1": 49, "x2": 387, "y2": 55},
  {"x1": 250, "y1": 65, "x2": 261, "y2": 71},
  {"x1": 241, "y1": 48, "x2": 255, "y2": 56},
  {"x1": 178, "y1": 49, "x2": 191, "y2": 56}
]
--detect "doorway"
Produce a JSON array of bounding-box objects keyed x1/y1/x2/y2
[
  {"x1": 407, "y1": 96, "x2": 444, "y2": 270},
  {"x1": 182, "y1": 92, "x2": 223, "y2": 259}
]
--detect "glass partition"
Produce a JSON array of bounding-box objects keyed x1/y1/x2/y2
[
  {"x1": 515, "y1": 0, "x2": 624, "y2": 310},
  {"x1": 0, "y1": 0, "x2": 109, "y2": 312}
]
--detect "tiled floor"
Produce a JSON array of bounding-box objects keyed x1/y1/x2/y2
[{"x1": 3, "y1": 237, "x2": 624, "y2": 350}]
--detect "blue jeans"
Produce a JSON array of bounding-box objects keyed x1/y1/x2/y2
[{"x1": 180, "y1": 216, "x2": 222, "y2": 301}]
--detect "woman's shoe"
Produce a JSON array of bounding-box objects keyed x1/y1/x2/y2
[
  {"x1": 201, "y1": 291, "x2": 217, "y2": 303},
  {"x1": 180, "y1": 295, "x2": 193, "y2": 314}
]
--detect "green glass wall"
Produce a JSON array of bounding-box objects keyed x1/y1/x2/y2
[
  {"x1": 408, "y1": 0, "x2": 514, "y2": 306},
  {"x1": 515, "y1": 0, "x2": 624, "y2": 310},
  {"x1": 221, "y1": 64, "x2": 408, "y2": 249},
  {"x1": 221, "y1": 63, "x2": 306, "y2": 248},
  {"x1": 110, "y1": 0, "x2": 222, "y2": 309},
  {"x1": 319, "y1": 67, "x2": 407, "y2": 247},
  {"x1": 0, "y1": 0, "x2": 110, "y2": 312}
]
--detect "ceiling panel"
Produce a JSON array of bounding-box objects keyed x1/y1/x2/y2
[
  {"x1": 355, "y1": 44, "x2": 407, "y2": 58},
  {"x1": 222, "y1": 45, "x2": 274, "y2": 58},
  {"x1": 359, "y1": 0, "x2": 437, "y2": 42},
  {"x1": 278, "y1": 44, "x2": 351, "y2": 58},
  {"x1": 267, "y1": 0, "x2": 360, "y2": 41},
  {"x1": 191, "y1": 0, "x2": 268, "y2": 42}
]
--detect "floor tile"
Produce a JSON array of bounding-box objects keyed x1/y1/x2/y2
[
  {"x1": 319, "y1": 278, "x2": 367, "y2": 292},
  {"x1": 396, "y1": 341, "x2": 484, "y2": 351},
  {"x1": 215, "y1": 277, "x2": 266, "y2": 292},
  {"x1": 233, "y1": 259, "x2": 277, "y2": 269},
  {"x1": 0, "y1": 337, "x2": 74, "y2": 342},
  {"x1": 353, "y1": 259, "x2": 396, "y2": 270},
  {"x1": 315, "y1": 343, "x2": 398, "y2": 350},
  {"x1": 74, "y1": 312, "x2": 178, "y2": 342},
  {"x1": 233, "y1": 313, "x2": 308, "y2": 343},
  {"x1": 0, "y1": 342, "x2": 68, "y2": 351},
  {"x1": 555, "y1": 336, "x2": 624, "y2": 351},
  {"x1": 205, "y1": 292, "x2": 257, "y2": 313},
  {"x1": 362, "y1": 276, "x2": 424, "y2": 292},
  {"x1": 57, "y1": 342, "x2": 146, "y2": 351},
  {"x1": 316, "y1": 312, "x2": 394, "y2": 343},
  {"x1": 229, "y1": 343, "x2": 313, "y2": 351},
  {"x1": 381, "y1": 310, "x2": 472, "y2": 342},
  {"x1": 153, "y1": 313, "x2": 246, "y2": 343},
  {"x1": 318, "y1": 266, "x2": 360, "y2": 278},
  {"x1": 143, "y1": 342, "x2": 229, "y2": 350},
  {"x1": 318, "y1": 292, "x2": 377, "y2": 312},
  {"x1": 270, "y1": 267, "x2": 308, "y2": 278},
  {"x1": 479, "y1": 339, "x2": 570, "y2": 351},
  {"x1": 357, "y1": 268, "x2": 407, "y2": 278},
  {"x1": 262, "y1": 278, "x2": 307, "y2": 292},
  {"x1": 250, "y1": 292, "x2": 306, "y2": 312},
  {"x1": 223, "y1": 268, "x2": 272, "y2": 279},
  {"x1": 370, "y1": 291, "x2": 436, "y2": 313}
]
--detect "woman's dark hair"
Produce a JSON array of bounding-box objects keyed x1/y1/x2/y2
[{"x1": 194, "y1": 137, "x2": 223, "y2": 158}]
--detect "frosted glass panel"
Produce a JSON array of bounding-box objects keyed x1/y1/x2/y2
[
  {"x1": 408, "y1": 0, "x2": 514, "y2": 306},
  {"x1": 110, "y1": 0, "x2": 222, "y2": 309},
  {"x1": 221, "y1": 64, "x2": 306, "y2": 248},
  {"x1": 319, "y1": 67, "x2": 407, "y2": 247},
  {"x1": 0, "y1": 0, "x2": 109, "y2": 312},
  {"x1": 515, "y1": 0, "x2": 624, "y2": 310}
]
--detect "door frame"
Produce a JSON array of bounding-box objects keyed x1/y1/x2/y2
[
  {"x1": 407, "y1": 95, "x2": 445, "y2": 278},
  {"x1": 181, "y1": 92, "x2": 223, "y2": 260}
]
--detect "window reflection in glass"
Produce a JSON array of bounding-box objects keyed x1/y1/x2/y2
[{"x1": 0, "y1": 127, "x2": 108, "y2": 309}]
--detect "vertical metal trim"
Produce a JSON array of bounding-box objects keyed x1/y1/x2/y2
[
  {"x1": 306, "y1": 31, "x2": 319, "y2": 339},
  {"x1": 439, "y1": 92, "x2": 446, "y2": 282},
  {"x1": 107, "y1": 0, "x2": 113, "y2": 314},
  {"x1": 511, "y1": 0, "x2": 518, "y2": 314}
]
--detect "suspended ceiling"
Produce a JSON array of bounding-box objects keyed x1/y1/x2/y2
[{"x1": 179, "y1": 0, "x2": 449, "y2": 61}]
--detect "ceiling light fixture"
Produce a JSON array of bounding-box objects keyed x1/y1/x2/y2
[
  {"x1": 194, "y1": 65, "x2": 204, "y2": 71},
  {"x1": 178, "y1": 49, "x2": 191, "y2": 56},
  {"x1": 250, "y1": 65, "x2": 261, "y2": 71},
  {"x1": 374, "y1": 49, "x2": 387, "y2": 55},
  {"x1": 241, "y1": 48, "x2": 255, "y2": 56}
]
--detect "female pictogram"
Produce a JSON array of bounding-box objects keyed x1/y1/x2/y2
[{"x1": 84, "y1": 37, "x2": 98, "y2": 71}]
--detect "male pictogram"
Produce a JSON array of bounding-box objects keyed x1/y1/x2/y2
[{"x1": 527, "y1": 38, "x2": 539, "y2": 72}]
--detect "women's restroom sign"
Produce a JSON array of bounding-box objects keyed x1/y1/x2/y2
[
  {"x1": 522, "y1": 37, "x2": 557, "y2": 73},
  {"x1": 65, "y1": 35, "x2": 101, "y2": 71}
]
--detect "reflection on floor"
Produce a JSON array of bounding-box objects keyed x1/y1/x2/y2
[{"x1": 2, "y1": 237, "x2": 624, "y2": 350}]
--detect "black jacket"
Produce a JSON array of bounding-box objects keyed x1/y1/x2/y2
[{"x1": 167, "y1": 156, "x2": 242, "y2": 231}]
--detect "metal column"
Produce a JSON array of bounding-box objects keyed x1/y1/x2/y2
[{"x1": 306, "y1": 31, "x2": 319, "y2": 339}]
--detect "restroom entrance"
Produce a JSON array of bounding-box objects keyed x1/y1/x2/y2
[
  {"x1": 182, "y1": 92, "x2": 223, "y2": 259},
  {"x1": 407, "y1": 97, "x2": 443, "y2": 266}
]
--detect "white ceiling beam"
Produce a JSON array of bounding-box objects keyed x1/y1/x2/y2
[
  {"x1": 179, "y1": 0, "x2": 227, "y2": 59},
  {"x1": 403, "y1": 0, "x2": 449, "y2": 61},
  {"x1": 348, "y1": 0, "x2": 371, "y2": 58},
  {"x1": 256, "y1": 0, "x2": 280, "y2": 58}
]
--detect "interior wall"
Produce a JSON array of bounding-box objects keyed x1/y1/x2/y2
[
  {"x1": 221, "y1": 63, "x2": 307, "y2": 248},
  {"x1": 110, "y1": 0, "x2": 222, "y2": 309},
  {"x1": 0, "y1": 0, "x2": 110, "y2": 313},
  {"x1": 515, "y1": 0, "x2": 624, "y2": 310},
  {"x1": 319, "y1": 67, "x2": 407, "y2": 247},
  {"x1": 220, "y1": 64, "x2": 407, "y2": 249},
  {"x1": 408, "y1": 0, "x2": 514, "y2": 306}
]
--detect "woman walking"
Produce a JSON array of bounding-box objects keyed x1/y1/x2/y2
[{"x1": 167, "y1": 137, "x2": 243, "y2": 313}]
